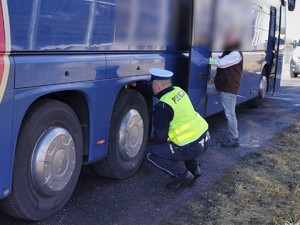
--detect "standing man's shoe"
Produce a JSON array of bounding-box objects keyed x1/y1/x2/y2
[
  {"x1": 221, "y1": 138, "x2": 239, "y2": 147},
  {"x1": 166, "y1": 171, "x2": 194, "y2": 190}
]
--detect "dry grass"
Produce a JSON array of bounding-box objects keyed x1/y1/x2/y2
[{"x1": 164, "y1": 122, "x2": 300, "y2": 225}]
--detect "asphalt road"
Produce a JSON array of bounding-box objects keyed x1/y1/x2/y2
[{"x1": 1, "y1": 72, "x2": 300, "y2": 225}]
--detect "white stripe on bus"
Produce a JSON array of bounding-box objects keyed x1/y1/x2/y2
[{"x1": 0, "y1": 0, "x2": 11, "y2": 103}]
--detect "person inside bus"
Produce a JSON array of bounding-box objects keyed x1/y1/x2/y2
[
  {"x1": 133, "y1": 68, "x2": 210, "y2": 190},
  {"x1": 207, "y1": 34, "x2": 243, "y2": 147}
]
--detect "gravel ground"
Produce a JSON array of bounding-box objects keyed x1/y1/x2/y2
[{"x1": 1, "y1": 71, "x2": 300, "y2": 225}]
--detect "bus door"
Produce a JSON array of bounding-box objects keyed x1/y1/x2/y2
[
  {"x1": 273, "y1": 5, "x2": 286, "y2": 92},
  {"x1": 187, "y1": 0, "x2": 213, "y2": 116},
  {"x1": 266, "y1": 6, "x2": 277, "y2": 93}
]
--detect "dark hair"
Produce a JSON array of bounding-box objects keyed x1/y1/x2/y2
[{"x1": 224, "y1": 41, "x2": 241, "y2": 51}]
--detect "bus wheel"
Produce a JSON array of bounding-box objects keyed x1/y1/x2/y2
[
  {"x1": 93, "y1": 89, "x2": 149, "y2": 179},
  {"x1": 248, "y1": 76, "x2": 267, "y2": 108},
  {"x1": 290, "y1": 71, "x2": 298, "y2": 78},
  {"x1": 1, "y1": 100, "x2": 83, "y2": 220}
]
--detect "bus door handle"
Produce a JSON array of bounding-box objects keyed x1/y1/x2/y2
[{"x1": 199, "y1": 73, "x2": 205, "y2": 81}]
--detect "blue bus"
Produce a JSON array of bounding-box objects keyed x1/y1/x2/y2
[{"x1": 0, "y1": 0, "x2": 296, "y2": 220}]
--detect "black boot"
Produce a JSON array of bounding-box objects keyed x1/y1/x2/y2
[
  {"x1": 221, "y1": 138, "x2": 239, "y2": 147},
  {"x1": 185, "y1": 161, "x2": 202, "y2": 180},
  {"x1": 189, "y1": 165, "x2": 202, "y2": 180},
  {"x1": 166, "y1": 171, "x2": 194, "y2": 190}
]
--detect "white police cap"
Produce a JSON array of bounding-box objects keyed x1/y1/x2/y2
[{"x1": 149, "y1": 68, "x2": 173, "y2": 80}]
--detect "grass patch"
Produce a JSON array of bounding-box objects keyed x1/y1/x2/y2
[{"x1": 164, "y1": 122, "x2": 300, "y2": 225}]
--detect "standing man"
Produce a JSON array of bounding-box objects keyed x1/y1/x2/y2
[
  {"x1": 142, "y1": 68, "x2": 210, "y2": 190},
  {"x1": 207, "y1": 35, "x2": 243, "y2": 147}
]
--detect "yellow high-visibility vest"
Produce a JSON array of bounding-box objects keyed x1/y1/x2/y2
[{"x1": 159, "y1": 86, "x2": 208, "y2": 146}]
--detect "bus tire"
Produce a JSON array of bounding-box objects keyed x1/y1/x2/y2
[
  {"x1": 93, "y1": 89, "x2": 149, "y2": 179},
  {"x1": 1, "y1": 100, "x2": 83, "y2": 220},
  {"x1": 247, "y1": 96, "x2": 260, "y2": 108},
  {"x1": 290, "y1": 71, "x2": 298, "y2": 78},
  {"x1": 248, "y1": 75, "x2": 267, "y2": 108}
]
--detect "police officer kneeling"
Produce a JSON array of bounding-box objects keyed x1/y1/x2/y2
[{"x1": 145, "y1": 68, "x2": 210, "y2": 190}]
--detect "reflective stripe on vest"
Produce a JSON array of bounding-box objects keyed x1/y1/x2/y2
[{"x1": 159, "y1": 86, "x2": 208, "y2": 146}]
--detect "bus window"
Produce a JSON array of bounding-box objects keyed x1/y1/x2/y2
[
  {"x1": 115, "y1": 0, "x2": 169, "y2": 50},
  {"x1": 251, "y1": 2, "x2": 271, "y2": 51},
  {"x1": 9, "y1": 0, "x2": 116, "y2": 51},
  {"x1": 9, "y1": 1, "x2": 32, "y2": 50},
  {"x1": 36, "y1": 0, "x2": 90, "y2": 49},
  {"x1": 212, "y1": 0, "x2": 252, "y2": 51},
  {"x1": 193, "y1": 0, "x2": 212, "y2": 47},
  {"x1": 280, "y1": 5, "x2": 286, "y2": 35},
  {"x1": 92, "y1": 1, "x2": 115, "y2": 47},
  {"x1": 114, "y1": 0, "x2": 191, "y2": 51}
]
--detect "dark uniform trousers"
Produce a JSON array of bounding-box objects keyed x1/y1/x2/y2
[{"x1": 145, "y1": 132, "x2": 209, "y2": 176}]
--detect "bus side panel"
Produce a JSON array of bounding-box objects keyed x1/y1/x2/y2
[
  {"x1": 0, "y1": 57, "x2": 14, "y2": 199},
  {"x1": 205, "y1": 95, "x2": 223, "y2": 117},
  {"x1": 84, "y1": 75, "x2": 149, "y2": 162},
  {"x1": 106, "y1": 52, "x2": 190, "y2": 88},
  {"x1": 106, "y1": 54, "x2": 164, "y2": 79},
  {"x1": 164, "y1": 52, "x2": 190, "y2": 91},
  {"x1": 14, "y1": 55, "x2": 106, "y2": 89},
  {"x1": 12, "y1": 52, "x2": 153, "y2": 166},
  {"x1": 206, "y1": 52, "x2": 225, "y2": 116},
  {"x1": 12, "y1": 77, "x2": 151, "y2": 165}
]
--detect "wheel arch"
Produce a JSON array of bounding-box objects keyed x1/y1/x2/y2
[
  {"x1": 92, "y1": 87, "x2": 150, "y2": 179},
  {"x1": 110, "y1": 74, "x2": 153, "y2": 132},
  {"x1": 15, "y1": 79, "x2": 151, "y2": 167},
  {"x1": 19, "y1": 90, "x2": 90, "y2": 157},
  {"x1": 117, "y1": 86, "x2": 153, "y2": 136},
  {"x1": 247, "y1": 65, "x2": 269, "y2": 108}
]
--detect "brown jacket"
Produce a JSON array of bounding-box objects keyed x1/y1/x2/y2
[{"x1": 214, "y1": 51, "x2": 243, "y2": 95}]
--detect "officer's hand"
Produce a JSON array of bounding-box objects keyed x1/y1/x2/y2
[{"x1": 128, "y1": 82, "x2": 136, "y2": 87}]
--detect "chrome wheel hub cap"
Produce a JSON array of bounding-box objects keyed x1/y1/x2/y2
[
  {"x1": 259, "y1": 76, "x2": 267, "y2": 100},
  {"x1": 118, "y1": 109, "x2": 144, "y2": 161},
  {"x1": 31, "y1": 127, "x2": 76, "y2": 196}
]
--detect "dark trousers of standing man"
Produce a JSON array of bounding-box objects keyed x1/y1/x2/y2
[{"x1": 145, "y1": 132, "x2": 209, "y2": 176}]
